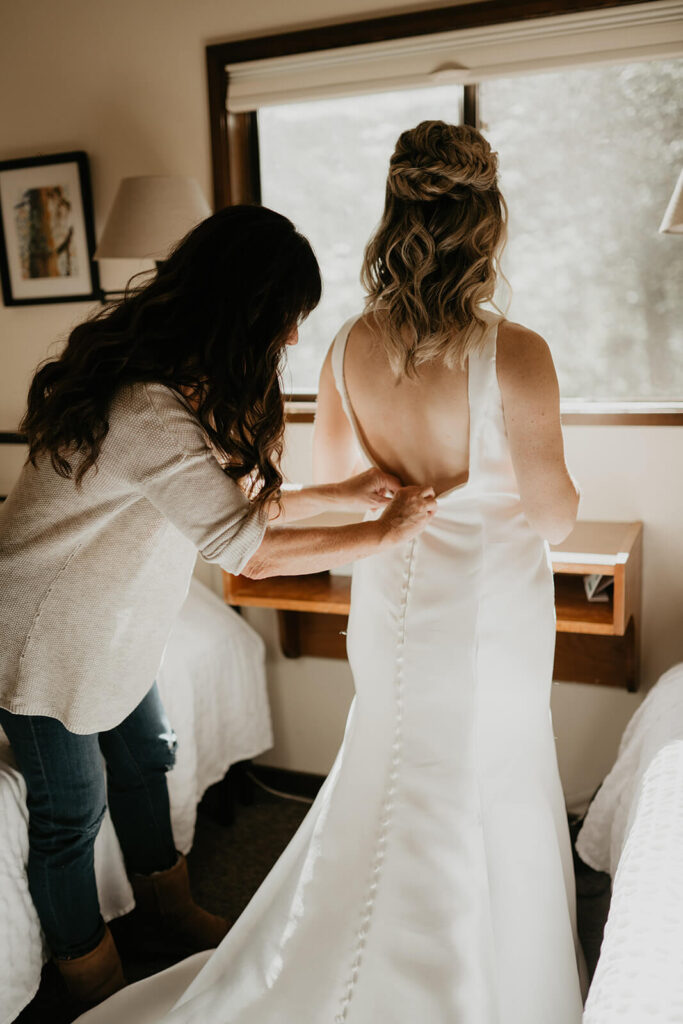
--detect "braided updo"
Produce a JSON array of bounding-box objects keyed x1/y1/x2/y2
[
  {"x1": 389, "y1": 122, "x2": 499, "y2": 200},
  {"x1": 362, "y1": 120, "x2": 507, "y2": 375}
]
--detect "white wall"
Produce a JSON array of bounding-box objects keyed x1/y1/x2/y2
[{"x1": 2, "y1": 0, "x2": 681, "y2": 813}]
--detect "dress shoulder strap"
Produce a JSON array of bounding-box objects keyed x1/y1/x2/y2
[
  {"x1": 330, "y1": 314, "x2": 363, "y2": 424},
  {"x1": 468, "y1": 312, "x2": 502, "y2": 400},
  {"x1": 456, "y1": 313, "x2": 504, "y2": 488}
]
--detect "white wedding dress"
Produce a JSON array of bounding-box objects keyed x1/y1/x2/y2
[{"x1": 80, "y1": 312, "x2": 584, "y2": 1024}]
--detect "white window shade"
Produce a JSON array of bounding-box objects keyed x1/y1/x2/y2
[{"x1": 226, "y1": 0, "x2": 683, "y2": 112}]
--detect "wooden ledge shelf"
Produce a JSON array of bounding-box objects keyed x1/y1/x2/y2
[
  {"x1": 223, "y1": 572, "x2": 351, "y2": 615},
  {"x1": 550, "y1": 521, "x2": 642, "y2": 639},
  {"x1": 224, "y1": 520, "x2": 643, "y2": 691}
]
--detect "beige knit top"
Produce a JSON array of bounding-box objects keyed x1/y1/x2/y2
[{"x1": 0, "y1": 382, "x2": 266, "y2": 734}]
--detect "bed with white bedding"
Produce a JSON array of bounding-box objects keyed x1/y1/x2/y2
[
  {"x1": 0, "y1": 578, "x2": 273, "y2": 1024},
  {"x1": 577, "y1": 662, "x2": 683, "y2": 1024}
]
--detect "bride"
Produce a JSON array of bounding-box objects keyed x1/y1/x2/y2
[{"x1": 80, "y1": 121, "x2": 585, "y2": 1024}]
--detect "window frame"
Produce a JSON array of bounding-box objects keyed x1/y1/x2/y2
[{"x1": 205, "y1": 0, "x2": 683, "y2": 425}]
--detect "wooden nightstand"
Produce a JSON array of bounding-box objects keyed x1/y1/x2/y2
[{"x1": 224, "y1": 520, "x2": 643, "y2": 691}]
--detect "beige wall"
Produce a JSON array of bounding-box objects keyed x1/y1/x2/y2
[
  {"x1": 2, "y1": 0, "x2": 682, "y2": 813},
  {"x1": 0, "y1": 0, "x2": 480, "y2": 431}
]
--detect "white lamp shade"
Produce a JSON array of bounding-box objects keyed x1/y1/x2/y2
[
  {"x1": 659, "y1": 169, "x2": 683, "y2": 234},
  {"x1": 94, "y1": 176, "x2": 212, "y2": 260}
]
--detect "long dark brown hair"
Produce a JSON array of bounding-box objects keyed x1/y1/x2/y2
[{"x1": 21, "y1": 204, "x2": 321, "y2": 508}]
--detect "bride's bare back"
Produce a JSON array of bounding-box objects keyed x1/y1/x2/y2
[
  {"x1": 341, "y1": 315, "x2": 470, "y2": 496},
  {"x1": 314, "y1": 312, "x2": 579, "y2": 543}
]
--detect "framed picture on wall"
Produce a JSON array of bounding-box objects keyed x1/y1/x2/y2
[{"x1": 0, "y1": 150, "x2": 100, "y2": 305}]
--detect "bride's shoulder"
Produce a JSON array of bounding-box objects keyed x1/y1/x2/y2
[
  {"x1": 496, "y1": 318, "x2": 548, "y2": 350},
  {"x1": 323, "y1": 312, "x2": 379, "y2": 369},
  {"x1": 495, "y1": 320, "x2": 559, "y2": 398}
]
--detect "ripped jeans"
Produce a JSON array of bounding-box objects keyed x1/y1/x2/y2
[{"x1": 0, "y1": 683, "x2": 178, "y2": 958}]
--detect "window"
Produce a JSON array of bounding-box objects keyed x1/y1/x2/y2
[
  {"x1": 208, "y1": 1, "x2": 683, "y2": 413},
  {"x1": 482, "y1": 59, "x2": 683, "y2": 400},
  {"x1": 259, "y1": 60, "x2": 682, "y2": 399},
  {"x1": 258, "y1": 84, "x2": 464, "y2": 393}
]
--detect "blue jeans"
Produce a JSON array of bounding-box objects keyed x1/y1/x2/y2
[{"x1": 0, "y1": 684, "x2": 178, "y2": 958}]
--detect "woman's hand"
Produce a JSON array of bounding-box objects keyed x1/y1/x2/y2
[
  {"x1": 243, "y1": 484, "x2": 438, "y2": 579},
  {"x1": 334, "y1": 467, "x2": 403, "y2": 512},
  {"x1": 377, "y1": 485, "x2": 437, "y2": 545}
]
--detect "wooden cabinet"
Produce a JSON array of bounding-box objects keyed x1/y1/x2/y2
[{"x1": 224, "y1": 520, "x2": 643, "y2": 690}]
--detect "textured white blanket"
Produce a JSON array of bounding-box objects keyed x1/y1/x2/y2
[
  {"x1": 576, "y1": 663, "x2": 683, "y2": 875},
  {"x1": 0, "y1": 579, "x2": 273, "y2": 1024},
  {"x1": 577, "y1": 663, "x2": 683, "y2": 1024}
]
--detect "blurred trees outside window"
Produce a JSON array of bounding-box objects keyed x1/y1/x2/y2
[
  {"x1": 482, "y1": 59, "x2": 682, "y2": 400},
  {"x1": 259, "y1": 59, "x2": 683, "y2": 399}
]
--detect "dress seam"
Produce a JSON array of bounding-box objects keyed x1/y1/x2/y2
[
  {"x1": 335, "y1": 538, "x2": 417, "y2": 1024},
  {"x1": 472, "y1": 335, "x2": 501, "y2": 1020},
  {"x1": 473, "y1": 516, "x2": 501, "y2": 1024}
]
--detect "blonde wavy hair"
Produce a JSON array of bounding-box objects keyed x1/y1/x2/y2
[{"x1": 361, "y1": 121, "x2": 507, "y2": 376}]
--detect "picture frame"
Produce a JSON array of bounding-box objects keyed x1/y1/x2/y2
[{"x1": 0, "y1": 150, "x2": 100, "y2": 305}]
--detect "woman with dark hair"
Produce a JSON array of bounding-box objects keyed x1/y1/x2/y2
[{"x1": 0, "y1": 203, "x2": 435, "y2": 1011}]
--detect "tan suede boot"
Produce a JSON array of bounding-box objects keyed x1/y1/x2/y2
[
  {"x1": 131, "y1": 853, "x2": 230, "y2": 954},
  {"x1": 55, "y1": 925, "x2": 126, "y2": 1007}
]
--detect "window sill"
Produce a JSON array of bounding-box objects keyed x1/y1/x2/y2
[
  {"x1": 285, "y1": 399, "x2": 683, "y2": 426},
  {"x1": 560, "y1": 402, "x2": 683, "y2": 426}
]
